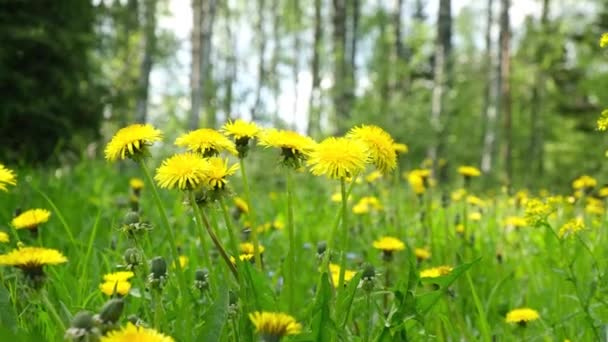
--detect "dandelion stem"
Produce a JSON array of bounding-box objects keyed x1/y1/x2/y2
[
  {"x1": 239, "y1": 158, "x2": 263, "y2": 269},
  {"x1": 338, "y1": 177, "x2": 349, "y2": 289},
  {"x1": 189, "y1": 192, "x2": 239, "y2": 280},
  {"x1": 40, "y1": 290, "x2": 65, "y2": 332},
  {"x1": 219, "y1": 197, "x2": 243, "y2": 260},
  {"x1": 136, "y1": 159, "x2": 190, "y2": 331},
  {"x1": 285, "y1": 168, "x2": 296, "y2": 312},
  {"x1": 365, "y1": 292, "x2": 372, "y2": 342},
  {"x1": 188, "y1": 193, "x2": 214, "y2": 277}
]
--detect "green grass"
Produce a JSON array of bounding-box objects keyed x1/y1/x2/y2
[{"x1": 0, "y1": 155, "x2": 605, "y2": 341}]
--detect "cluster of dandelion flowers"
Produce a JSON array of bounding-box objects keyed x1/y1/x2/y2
[
  {"x1": 505, "y1": 308, "x2": 540, "y2": 326},
  {"x1": 0, "y1": 164, "x2": 16, "y2": 192},
  {"x1": 558, "y1": 217, "x2": 585, "y2": 239},
  {"x1": 175, "y1": 128, "x2": 237, "y2": 157},
  {"x1": 307, "y1": 137, "x2": 369, "y2": 179},
  {"x1": 0, "y1": 246, "x2": 67, "y2": 283},
  {"x1": 373, "y1": 236, "x2": 405, "y2": 261},
  {"x1": 347, "y1": 125, "x2": 397, "y2": 174},
  {"x1": 155, "y1": 153, "x2": 210, "y2": 190},
  {"x1": 572, "y1": 175, "x2": 597, "y2": 191},
  {"x1": 100, "y1": 322, "x2": 174, "y2": 342},
  {"x1": 104, "y1": 124, "x2": 163, "y2": 162},
  {"x1": 222, "y1": 119, "x2": 261, "y2": 157},
  {"x1": 259, "y1": 129, "x2": 317, "y2": 168},
  {"x1": 249, "y1": 311, "x2": 302, "y2": 339},
  {"x1": 420, "y1": 265, "x2": 453, "y2": 278},
  {"x1": 12, "y1": 209, "x2": 51, "y2": 232},
  {"x1": 204, "y1": 157, "x2": 239, "y2": 190}
]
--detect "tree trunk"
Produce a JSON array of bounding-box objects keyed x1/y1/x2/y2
[
  {"x1": 480, "y1": 0, "x2": 497, "y2": 173},
  {"x1": 528, "y1": 0, "x2": 550, "y2": 181},
  {"x1": 332, "y1": 0, "x2": 349, "y2": 134},
  {"x1": 428, "y1": 0, "x2": 452, "y2": 182},
  {"x1": 393, "y1": 0, "x2": 404, "y2": 59},
  {"x1": 499, "y1": 0, "x2": 512, "y2": 189},
  {"x1": 251, "y1": 0, "x2": 267, "y2": 121},
  {"x1": 292, "y1": 0, "x2": 302, "y2": 129},
  {"x1": 270, "y1": 0, "x2": 281, "y2": 126},
  {"x1": 202, "y1": 0, "x2": 217, "y2": 128},
  {"x1": 135, "y1": 0, "x2": 157, "y2": 124},
  {"x1": 222, "y1": 0, "x2": 235, "y2": 122},
  {"x1": 190, "y1": 0, "x2": 202, "y2": 129},
  {"x1": 307, "y1": 0, "x2": 322, "y2": 138}
]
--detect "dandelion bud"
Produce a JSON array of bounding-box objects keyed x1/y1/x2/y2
[
  {"x1": 150, "y1": 256, "x2": 167, "y2": 279},
  {"x1": 65, "y1": 310, "x2": 99, "y2": 341},
  {"x1": 228, "y1": 290, "x2": 239, "y2": 318},
  {"x1": 362, "y1": 264, "x2": 376, "y2": 292},
  {"x1": 123, "y1": 248, "x2": 142, "y2": 270},
  {"x1": 316, "y1": 241, "x2": 327, "y2": 256},
  {"x1": 97, "y1": 298, "x2": 124, "y2": 324},
  {"x1": 123, "y1": 211, "x2": 140, "y2": 225}
]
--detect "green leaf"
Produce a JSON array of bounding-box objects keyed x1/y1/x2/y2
[
  {"x1": 197, "y1": 286, "x2": 229, "y2": 341},
  {"x1": 0, "y1": 283, "x2": 17, "y2": 332},
  {"x1": 310, "y1": 272, "x2": 335, "y2": 341},
  {"x1": 416, "y1": 259, "x2": 480, "y2": 314},
  {"x1": 336, "y1": 271, "x2": 363, "y2": 326},
  {"x1": 243, "y1": 262, "x2": 277, "y2": 311}
]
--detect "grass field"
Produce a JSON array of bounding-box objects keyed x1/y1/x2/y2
[{"x1": 0, "y1": 123, "x2": 605, "y2": 341}]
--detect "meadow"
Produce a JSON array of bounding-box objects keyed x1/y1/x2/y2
[{"x1": 0, "y1": 121, "x2": 605, "y2": 342}]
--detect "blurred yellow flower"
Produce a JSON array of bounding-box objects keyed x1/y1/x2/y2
[
  {"x1": 600, "y1": 33, "x2": 608, "y2": 48},
  {"x1": 240, "y1": 242, "x2": 265, "y2": 254},
  {"x1": 598, "y1": 109, "x2": 608, "y2": 131},
  {"x1": 415, "y1": 248, "x2": 431, "y2": 261},
  {"x1": 0, "y1": 164, "x2": 16, "y2": 192},
  {"x1": 175, "y1": 128, "x2": 237, "y2": 156},
  {"x1": 572, "y1": 175, "x2": 597, "y2": 190},
  {"x1": 0, "y1": 232, "x2": 8, "y2": 243},
  {"x1": 104, "y1": 124, "x2": 162, "y2": 162},
  {"x1": 329, "y1": 263, "x2": 356, "y2": 287},
  {"x1": 393, "y1": 142, "x2": 408, "y2": 154},
  {"x1": 469, "y1": 212, "x2": 482, "y2": 221},
  {"x1": 599, "y1": 187, "x2": 608, "y2": 198},
  {"x1": 234, "y1": 197, "x2": 249, "y2": 213},
  {"x1": 524, "y1": 198, "x2": 552, "y2": 226},
  {"x1": 451, "y1": 188, "x2": 467, "y2": 201},
  {"x1": 504, "y1": 216, "x2": 527, "y2": 228},
  {"x1": 365, "y1": 170, "x2": 383, "y2": 183},
  {"x1": 373, "y1": 236, "x2": 405, "y2": 252},
  {"x1": 505, "y1": 308, "x2": 540, "y2": 324},
  {"x1": 100, "y1": 280, "x2": 131, "y2": 296},
  {"x1": 129, "y1": 178, "x2": 145, "y2": 190},
  {"x1": 466, "y1": 195, "x2": 485, "y2": 207},
  {"x1": 558, "y1": 217, "x2": 585, "y2": 239},
  {"x1": 12, "y1": 209, "x2": 51, "y2": 230},
  {"x1": 420, "y1": 265, "x2": 453, "y2": 278},
  {"x1": 347, "y1": 125, "x2": 397, "y2": 174},
  {"x1": 458, "y1": 166, "x2": 481, "y2": 178},
  {"x1": 103, "y1": 271, "x2": 134, "y2": 282}
]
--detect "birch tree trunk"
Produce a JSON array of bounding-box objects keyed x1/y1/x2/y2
[
  {"x1": 332, "y1": 0, "x2": 349, "y2": 134},
  {"x1": 251, "y1": 0, "x2": 267, "y2": 121},
  {"x1": 307, "y1": 0, "x2": 323, "y2": 137},
  {"x1": 190, "y1": 0, "x2": 202, "y2": 129},
  {"x1": 135, "y1": 0, "x2": 157, "y2": 124},
  {"x1": 480, "y1": 0, "x2": 497, "y2": 173},
  {"x1": 202, "y1": 0, "x2": 217, "y2": 128},
  {"x1": 499, "y1": 0, "x2": 512, "y2": 189}
]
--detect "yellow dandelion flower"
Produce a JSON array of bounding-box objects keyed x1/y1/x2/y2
[
  {"x1": 365, "y1": 170, "x2": 383, "y2": 183},
  {"x1": 230, "y1": 254, "x2": 255, "y2": 265},
  {"x1": 572, "y1": 175, "x2": 597, "y2": 190},
  {"x1": 234, "y1": 197, "x2": 249, "y2": 213},
  {"x1": 154, "y1": 153, "x2": 210, "y2": 190},
  {"x1": 420, "y1": 265, "x2": 453, "y2": 278},
  {"x1": 240, "y1": 242, "x2": 265, "y2": 254},
  {"x1": 505, "y1": 308, "x2": 540, "y2": 324},
  {"x1": 12, "y1": 209, "x2": 51, "y2": 230},
  {"x1": 504, "y1": 216, "x2": 527, "y2": 228},
  {"x1": 414, "y1": 248, "x2": 431, "y2": 261},
  {"x1": 393, "y1": 142, "x2": 408, "y2": 154},
  {"x1": 598, "y1": 109, "x2": 608, "y2": 131},
  {"x1": 260, "y1": 129, "x2": 317, "y2": 167},
  {"x1": 104, "y1": 124, "x2": 162, "y2": 162},
  {"x1": 352, "y1": 202, "x2": 369, "y2": 214},
  {"x1": 222, "y1": 119, "x2": 261, "y2": 141},
  {"x1": 0, "y1": 164, "x2": 17, "y2": 192},
  {"x1": 455, "y1": 224, "x2": 465, "y2": 234},
  {"x1": 100, "y1": 280, "x2": 131, "y2": 296},
  {"x1": 204, "y1": 157, "x2": 239, "y2": 190},
  {"x1": 0, "y1": 232, "x2": 8, "y2": 243},
  {"x1": 330, "y1": 192, "x2": 342, "y2": 203},
  {"x1": 451, "y1": 188, "x2": 467, "y2": 201},
  {"x1": 175, "y1": 128, "x2": 237, "y2": 157},
  {"x1": 100, "y1": 322, "x2": 174, "y2": 342},
  {"x1": 360, "y1": 196, "x2": 382, "y2": 210},
  {"x1": 586, "y1": 201, "x2": 604, "y2": 215},
  {"x1": 173, "y1": 255, "x2": 189, "y2": 269},
  {"x1": 129, "y1": 178, "x2": 145, "y2": 191},
  {"x1": 373, "y1": 236, "x2": 405, "y2": 252},
  {"x1": 0, "y1": 246, "x2": 67, "y2": 269},
  {"x1": 558, "y1": 217, "x2": 585, "y2": 239},
  {"x1": 469, "y1": 212, "x2": 482, "y2": 221},
  {"x1": 598, "y1": 187, "x2": 608, "y2": 198},
  {"x1": 103, "y1": 271, "x2": 134, "y2": 282},
  {"x1": 307, "y1": 137, "x2": 369, "y2": 179},
  {"x1": 600, "y1": 33, "x2": 608, "y2": 48},
  {"x1": 329, "y1": 263, "x2": 357, "y2": 287},
  {"x1": 347, "y1": 125, "x2": 396, "y2": 174},
  {"x1": 466, "y1": 195, "x2": 485, "y2": 207},
  {"x1": 458, "y1": 166, "x2": 481, "y2": 178},
  {"x1": 249, "y1": 311, "x2": 302, "y2": 338},
  {"x1": 408, "y1": 173, "x2": 426, "y2": 195}
]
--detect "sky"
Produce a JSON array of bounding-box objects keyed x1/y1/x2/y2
[{"x1": 150, "y1": 0, "x2": 544, "y2": 132}]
